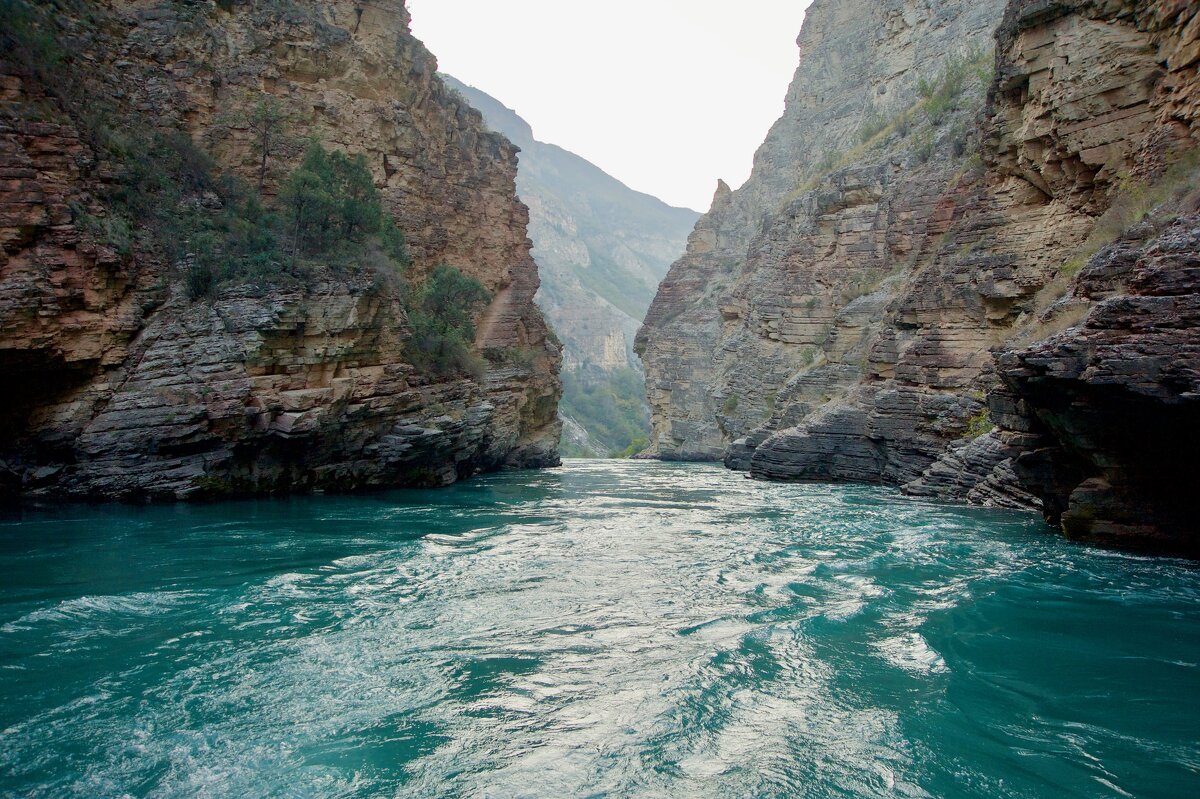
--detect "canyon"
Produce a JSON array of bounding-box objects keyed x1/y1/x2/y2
[
  {"x1": 0, "y1": 0, "x2": 1196, "y2": 556},
  {"x1": 637, "y1": 0, "x2": 1200, "y2": 553},
  {"x1": 441, "y1": 76, "x2": 697, "y2": 457},
  {"x1": 1, "y1": 3, "x2": 1198, "y2": 794}
]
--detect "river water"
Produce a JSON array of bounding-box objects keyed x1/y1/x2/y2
[{"x1": 1, "y1": 460, "x2": 1197, "y2": 798}]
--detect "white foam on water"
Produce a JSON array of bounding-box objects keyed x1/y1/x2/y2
[
  {"x1": 874, "y1": 632, "x2": 948, "y2": 675},
  {"x1": 1, "y1": 591, "x2": 200, "y2": 634}
]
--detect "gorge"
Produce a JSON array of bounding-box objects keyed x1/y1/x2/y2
[
  {"x1": 2, "y1": 1, "x2": 1200, "y2": 797},
  {"x1": 440, "y1": 76, "x2": 698, "y2": 458},
  {"x1": 3, "y1": 0, "x2": 1196, "y2": 555}
]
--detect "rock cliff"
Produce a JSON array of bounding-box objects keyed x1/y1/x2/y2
[
  {"x1": 637, "y1": 0, "x2": 1200, "y2": 551},
  {"x1": 0, "y1": 0, "x2": 561, "y2": 500},
  {"x1": 638, "y1": 0, "x2": 1008, "y2": 462},
  {"x1": 443, "y1": 76, "x2": 697, "y2": 457}
]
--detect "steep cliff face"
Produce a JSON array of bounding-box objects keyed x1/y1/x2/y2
[
  {"x1": 907, "y1": 0, "x2": 1200, "y2": 551},
  {"x1": 637, "y1": 0, "x2": 1008, "y2": 462},
  {"x1": 0, "y1": 0, "x2": 560, "y2": 500},
  {"x1": 444, "y1": 76, "x2": 697, "y2": 457},
  {"x1": 638, "y1": 0, "x2": 1200, "y2": 550},
  {"x1": 994, "y1": 214, "x2": 1200, "y2": 550}
]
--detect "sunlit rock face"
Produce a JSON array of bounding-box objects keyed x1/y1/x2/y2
[
  {"x1": 0, "y1": 0, "x2": 560, "y2": 500},
  {"x1": 637, "y1": 0, "x2": 1200, "y2": 549}
]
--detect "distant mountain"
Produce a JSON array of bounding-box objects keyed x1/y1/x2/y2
[{"x1": 443, "y1": 76, "x2": 699, "y2": 457}]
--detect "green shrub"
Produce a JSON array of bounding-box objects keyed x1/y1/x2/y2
[
  {"x1": 114, "y1": 138, "x2": 409, "y2": 299},
  {"x1": 80, "y1": 213, "x2": 133, "y2": 256},
  {"x1": 2, "y1": 0, "x2": 418, "y2": 305},
  {"x1": 1045, "y1": 148, "x2": 1200, "y2": 290},
  {"x1": 0, "y1": 0, "x2": 65, "y2": 86},
  {"x1": 485, "y1": 346, "x2": 537, "y2": 369},
  {"x1": 913, "y1": 131, "x2": 935, "y2": 164},
  {"x1": 920, "y1": 49, "x2": 988, "y2": 128},
  {"x1": 816, "y1": 148, "x2": 839, "y2": 173},
  {"x1": 404, "y1": 265, "x2": 492, "y2": 377},
  {"x1": 612, "y1": 436, "x2": 649, "y2": 460},
  {"x1": 723, "y1": 395, "x2": 739, "y2": 414},
  {"x1": 963, "y1": 408, "x2": 994, "y2": 440},
  {"x1": 185, "y1": 259, "x2": 218, "y2": 300},
  {"x1": 948, "y1": 122, "x2": 969, "y2": 158},
  {"x1": 283, "y1": 143, "x2": 390, "y2": 256},
  {"x1": 859, "y1": 114, "x2": 888, "y2": 144}
]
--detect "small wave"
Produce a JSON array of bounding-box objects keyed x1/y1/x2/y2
[
  {"x1": 874, "y1": 633, "x2": 948, "y2": 675},
  {"x1": 1, "y1": 591, "x2": 199, "y2": 634}
]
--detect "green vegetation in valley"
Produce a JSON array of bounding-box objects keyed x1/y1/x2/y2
[
  {"x1": 611, "y1": 436, "x2": 650, "y2": 459},
  {"x1": 560, "y1": 368, "x2": 652, "y2": 458}
]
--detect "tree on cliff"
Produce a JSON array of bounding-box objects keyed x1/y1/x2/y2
[
  {"x1": 248, "y1": 99, "x2": 285, "y2": 193},
  {"x1": 405, "y1": 265, "x2": 492, "y2": 377},
  {"x1": 281, "y1": 141, "x2": 407, "y2": 264},
  {"x1": 209, "y1": 96, "x2": 298, "y2": 194}
]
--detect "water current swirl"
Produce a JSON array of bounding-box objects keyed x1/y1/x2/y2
[{"x1": 1, "y1": 461, "x2": 1197, "y2": 798}]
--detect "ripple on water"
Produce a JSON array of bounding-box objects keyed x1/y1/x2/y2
[{"x1": 0, "y1": 461, "x2": 1198, "y2": 798}]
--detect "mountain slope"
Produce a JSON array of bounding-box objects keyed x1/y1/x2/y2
[{"x1": 443, "y1": 76, "x2": 698, "y2": 456}]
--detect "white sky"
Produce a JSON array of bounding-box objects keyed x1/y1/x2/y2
[{"x1": 407, "y1": 0, "x2": 813, "y2": 212}]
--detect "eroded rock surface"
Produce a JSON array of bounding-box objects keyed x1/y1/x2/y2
[{"x1": 0, "y1": 0, "x2": 560, "y2": 500}]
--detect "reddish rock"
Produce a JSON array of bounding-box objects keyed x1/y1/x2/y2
[{"x1": 0, "y1": 0, "x2": 560, "y2": 500}]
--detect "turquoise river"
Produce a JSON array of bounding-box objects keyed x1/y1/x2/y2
[{"x1": 1, "y1": 461, "x2": 1198, "y2": 798}]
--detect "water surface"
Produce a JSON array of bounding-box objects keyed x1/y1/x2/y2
[{"x1": 1, "y1": 461, "x2": 1197, "y2": 798}]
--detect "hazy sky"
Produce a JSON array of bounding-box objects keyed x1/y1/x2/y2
[{"x1": 407, "y1": 0, "x2": 814, "y2": 212}]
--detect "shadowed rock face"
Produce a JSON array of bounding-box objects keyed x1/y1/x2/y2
[
  {"x1": 996, "y1": 215, "x2": 1200, "y2": 551},
  {"x1": 638, "y1": 0, "x2": 1200, "y2": 551},
  {"x1": 0, "y1": 0, "x2": 560, "y2": 500}
]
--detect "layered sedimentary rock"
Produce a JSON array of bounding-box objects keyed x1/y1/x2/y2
[
  {"x1": 1000, "y1": 215, "x2": 1200, "y2": 548},
  {"x1": 444, "y1": 76, "x2": 697, "y2": 456},
  {"x1": 637, "y1": 0, "x2": 1008, "y2": 462},
  {"x1": 913, "y1": 212, "x2": 1200, "y2": 552},
  {"x1": 0, "y1": 0, "x2": 560, "y2": 500},
  {"x1": 638, "y1": 0, "x2": 1200, "y2": 549}
]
